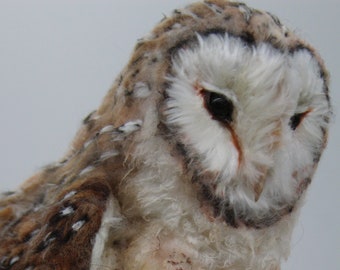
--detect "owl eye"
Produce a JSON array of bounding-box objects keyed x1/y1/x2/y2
[
  {"x1": 289, "y1": 111, "x2": 309, "y2": 130},
  {"x1": 202, "y1": 90, "x2": 234, "y2": 123}
]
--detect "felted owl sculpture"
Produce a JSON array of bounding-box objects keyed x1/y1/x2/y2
[{"x1": 0, "y1": 1, "x2": 331, "y2": 269}]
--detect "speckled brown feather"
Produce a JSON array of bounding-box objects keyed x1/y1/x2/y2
[
  {"x1": 0, "y1": 179, "x2": 110, "y2": 269},
  {"x1": 0, "y1": 1, "x2": 330, "y2": 269}
]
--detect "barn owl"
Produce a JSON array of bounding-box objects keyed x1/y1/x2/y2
[{"x1": 0, "y1": 0, "x2": 331, "y2": 269}]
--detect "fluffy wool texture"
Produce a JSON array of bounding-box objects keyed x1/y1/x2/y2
[{"x1": 0, "y1": 1, "x2": 331, "y2": 270}]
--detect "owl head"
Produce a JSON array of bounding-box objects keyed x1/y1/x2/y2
[{"x1": 102, "y1": 0, "x2": 331, "y2": 229}]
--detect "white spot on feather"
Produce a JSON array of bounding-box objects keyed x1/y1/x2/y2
[
  {"x1": 84, "y1": 139, "x2": 94, "y2": 149},
  {"x1": 72, "y1": 220, "x2": 86, "y2": 231},
  {"x1": 99, "y1": 150, "x2": 119, "y2": 161},
  {"x1": 172, "y1": 23, "x2": 182, "y2": 29},
  {"x1": 9, "y1": 256, "x2": 20, "y2": 265},
  {"x1": 118, "y1": 120, "x2": 142, "y2": 134},
  {"x1": 99, "y1": 125, "x2": 114, "y2": 134},
  {"x1": 79, "y1": 165, "x2": 95, "y2": 176},
  {"x1": 60, "y1": 206, "x2": 75, "y2": 216},
  {"x1": 63, "y1": 190, "x2": 77, "y2": 200}
]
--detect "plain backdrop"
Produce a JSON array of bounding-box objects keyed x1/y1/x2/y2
[{"x1": 0, "y1": 1, "x2": 338, "y2": 269}]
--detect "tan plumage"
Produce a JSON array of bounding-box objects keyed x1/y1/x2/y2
[{"x1": 0, "y1": 1, "x2": 331, "y2": 269}]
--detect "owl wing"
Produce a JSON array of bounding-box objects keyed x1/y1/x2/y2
[{"x1": 0, "y1": 112, "x2": 142, "y2": 270}]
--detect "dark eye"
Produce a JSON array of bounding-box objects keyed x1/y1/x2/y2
[
  {"x1": 202, "y1": 90, "x2": 234, "y2": 123},
  {"x1": 289, "y1": 110, "x2": 310, "y2": 130}
]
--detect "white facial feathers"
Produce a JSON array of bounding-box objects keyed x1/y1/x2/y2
[{"x1": 166, "y1": 34, "x2": 329, "y2": 214}]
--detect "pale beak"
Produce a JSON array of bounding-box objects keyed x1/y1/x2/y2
[{"x1": 252, "y1": 167, "x2": 268, "y2": 202}]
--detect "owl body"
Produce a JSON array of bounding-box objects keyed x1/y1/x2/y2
[{"x1": 0, "y1": 1, "x2": 331, "y2": 270}]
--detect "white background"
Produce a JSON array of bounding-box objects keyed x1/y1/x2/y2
[{"x1": 0, "y1": 1, "x2": 338, "y2": 269}]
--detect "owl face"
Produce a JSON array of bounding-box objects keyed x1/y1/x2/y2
[{"x1": 165, "y1": 33, "x2": 330, "y2": 227}]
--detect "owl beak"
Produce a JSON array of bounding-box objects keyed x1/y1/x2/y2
[
  {"x1": 252, "y1": 167, "x2": 268, "y2": 202},
  {"x1": 253, "y1": 179, "x2": 265, "y2": 202}
]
